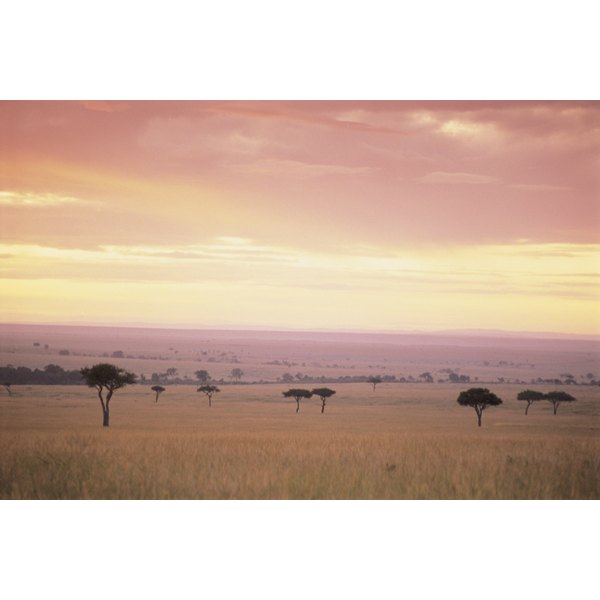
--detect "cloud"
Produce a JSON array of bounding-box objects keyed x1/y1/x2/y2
[
  {"x1": 233, "y1": 158, "x2": 378, "y2": 178},
  {"x1": 0, "y1": 191, "x2": 90, "y2": 206},
  {"x1": 417, "y1": 171, "x2": 498, "y2": 185}
]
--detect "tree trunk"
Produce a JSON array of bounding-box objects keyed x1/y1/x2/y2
[
  {"x1": 296, "y1": 399, "x2": 300, "y2": 413},
  {"x1": 475, "y1": 406, "x2": 482, "y2": 427},
  {"x1": 208, "y1": 395, "x2": 212, "y2": 408},
  {"x1": 321, "y1": 400, "x2": 325, "y2": 413},
  {"x1": 553, "y1": 402, "x2": 558, "y2": 415},
  {"x1": 103, "y1": 390, "x2": 112, "y2": 427},
  {"x1": 98, "y1": 387, "x2": 109, "y2": 427},
  {"x1": 525, "y1": 401, "x2": 531, "y2": 415},
  {"x1": 155, "y1": 392, "x2": 159, "y2": 403}
]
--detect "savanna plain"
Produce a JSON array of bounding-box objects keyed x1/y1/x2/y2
[{"x1": 1, "y1": 325, "x2": 598, "y2": 500}]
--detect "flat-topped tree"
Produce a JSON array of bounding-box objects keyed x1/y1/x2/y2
[
  {"x1": 367, "y1": 376, "x2": 382, "y2": 391},
  {"x1": 312, "y1": 388, "x2": 336, "y2": 413},
  {"x1": 545, "y1": 390, "x2": 576, "y2": 415},
  {"x1": 283, "y1": 388, "x2": 313, "y2": 413},
  {"x1": 80, "y1": 363, "x2": 136, "y2": 427},
  {"x1": 457, "y1": 387, "x2": 502, "y2": 427},
  {"x1": 151, "y1": 385, "x2": 166, "y2": 403},
  {"x1": 197, "y1": 385, "x2": 220, "y2": 407},
  {"x1": 517, "y1": 390, "x2": 545, "y2": 415}
]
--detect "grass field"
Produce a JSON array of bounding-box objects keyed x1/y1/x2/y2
[{"x1": 0, "y1": 383, "x2": 598, "y2": 499}]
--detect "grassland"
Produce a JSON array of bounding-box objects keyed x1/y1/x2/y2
[{"x1": 0, "y1": 383, "x2": 598, "y2": 499}]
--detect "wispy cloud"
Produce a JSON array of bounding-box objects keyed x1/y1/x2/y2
[
  {"x1": 417, "y1": 171, "x2": 498, "y2": 185},
  {"x1": 233, "y1": 158, "x2": 378, "y2": 178},
  {"x1": 0, "y1": 191, "x2": 90, "y2": 206}
]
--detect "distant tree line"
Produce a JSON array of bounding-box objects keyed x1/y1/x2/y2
[
  {"x1": 3, "y1": 363, "x2": 597, "y2": 388},
  {"x1": 0, "y1": 364, "x2": 84, "y2": 385}
]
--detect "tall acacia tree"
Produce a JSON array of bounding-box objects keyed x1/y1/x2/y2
[
  {"x1": 283, "y1": 388, "x2": 313, "y2": 413},
  {"x1": 545, "y1": 390, "x2": 576, "y2": 415},
  {"x1": 456, "y1": 387, "x2": 502, "y2": 427},
  {"x1": 151, "y1": 385, "x2": 166, "y2": 403},
  {"x1": 311, "y1": 388, "x2": 336, "y2": 413},
  {"x1": 80, "y1": 363, "x2": 136, "y2": 427},
  {"x1": 367, "y1": 376, "x2": 382, "y2": 391},
  {"x1": 517, "y1": 389, "x2": 545, "y2": 415},
  {"x1": 197, "y1": 384, "x2": 220, "y2": 407}
]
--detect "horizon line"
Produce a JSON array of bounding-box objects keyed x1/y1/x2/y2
[{"x1": 1, "y1": 320, "x2": 599, "y2": 342}]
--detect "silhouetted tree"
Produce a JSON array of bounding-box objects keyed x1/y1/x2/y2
[
  {"x1": 195, "y1": 370, "x2": 210, "y2": 384},
  {"x1": 281, "y1": 372, "x2": 295, "y2": 383},
  {"x1": 449, "y1": 372, "x2": 470, "y2": 383},
  {"x1": 311, "y1": 387, "x2": 336, "y2": 413},
  {"x1": 517, "y1": 389, "x2": 545, "y2": 415},
  {"x1": 283, "y1": 388, "x2": 313, "y2": 413},
  {"x1": 2, "y1": 382, "x2": 11, "y2": 396},
  {"x1": 456, "y1": 387, "x2": 502, "y2": 427},
  {"x1": 151, "y1": 385, "x2": 166, "y2": 403},
  {"x1": 231, "y1": 368, "x2": 244, "y2": 381},
  {"x1": 166, "y1": 368, "x2": 178, "y2": 378},
  {"x1": 197, "y1": 384, "x2": 220, "y2": 407},
  {"x1": 367, "y1": 376, "x2": 382, "y2": 391},
  {"x1": 80, "y1": 363, "x2": 136, "y2": 427},
  {"x1": 545, "y1": 390, "x2": 576, "y2": 415},
  {"x1": 419, "y1": 372, "x2": 434, "y2": 383}
]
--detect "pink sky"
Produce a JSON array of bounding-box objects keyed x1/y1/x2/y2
[{"x1": 0, "y1": 101, "x2": 598, "y2": 333}]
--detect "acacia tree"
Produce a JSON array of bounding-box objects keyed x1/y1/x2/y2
[
  {"x1": 151, "y1": 385, "x2": 166, "y2": 403},
  {"x1": 283, "y1": 388, "x2": 313, "y2": 413},
  {"x1": 545, "y1": 390, "x2": 576, "y2": 415},
  {"x1": 80, "y1": 363, "x2": 136, "y2": 427},
  {"x1": 194, "y1": 370, "x2": 210, "y2": 384},
  {"x1": 311, "y1": 387, "x2": 336, "y2": 413},
  {"x1": 517, "y1": 389, "x2": 545, "y2": 415},
  {"x1": 456, "y1": 387, "x2": 502, "y2": 427},
  {"x1": 2, "y1": 382, "x2": 11, "y2": 396},
  {"x1": 231, "y1": 368, "x2": 244, "y2": 381},
  {"x1": 367, "y1": 376, "x2": 382, "y2": 391},
  {"x1": 197, "y1": 384, "x2": 220, "y2": 407}
]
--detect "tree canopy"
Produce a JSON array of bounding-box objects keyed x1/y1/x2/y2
[
  {"x1": 311, "y1": 387, "x2": 336, "y2": 413},
  {"x1": 197, "y1": 384, "x2": 220, "y2": 407},
  {"x1": 367, "y1": 376, "x2": 382, "y2": 391},
  {"x1": 545, "y1": 390, "x2": 576, "y2": 414},
  {"x1": 194, "y1": 370, "x2": 210, "y2": 383},
  {"x1": 282, "y1": 388, "x2": 313, "y2": 413},
  {"x1": 456, "y1": 387, "x2": 502, "y2": 427},
  {"x1": 517, "y1": 389, "x2": 545, "y2": 415},
  {"x1": 80, "y1": 363, "x2": 136, "y2": 391},
  {"x1": 151, "y1": 385, "x2": 166, "y2": 402}
]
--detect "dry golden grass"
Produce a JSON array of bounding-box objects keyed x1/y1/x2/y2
[{"x1": 0, "y1": 383, "x2": 598, "y2": 499}]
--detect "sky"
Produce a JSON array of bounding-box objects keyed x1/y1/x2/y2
[{"x1": 0, "y1": 100, "x2": 599, "y2": 334}]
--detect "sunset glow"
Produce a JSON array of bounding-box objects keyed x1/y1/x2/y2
[{"x1": 1, "y1": 101, "x2": 599, "y2": 333}]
